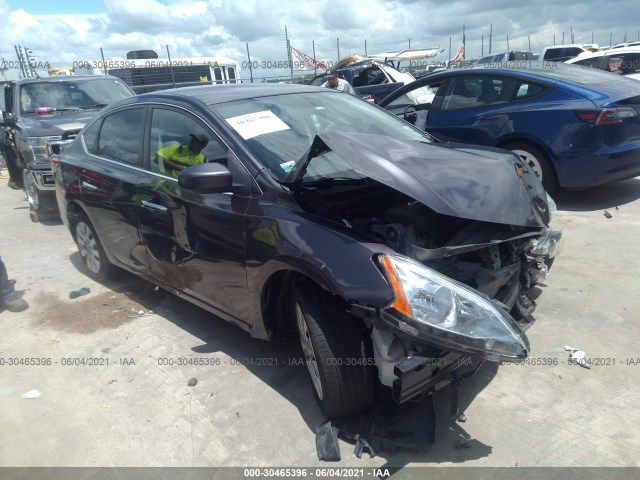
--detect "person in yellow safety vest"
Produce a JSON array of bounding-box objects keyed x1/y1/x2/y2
[{"x1": 157, "y1": 133, "x2": 209, "y2": 177}]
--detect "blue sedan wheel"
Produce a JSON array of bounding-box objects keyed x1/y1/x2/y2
[{"x1": 507, "y1": 142, "x2": 559, "y2": 194}]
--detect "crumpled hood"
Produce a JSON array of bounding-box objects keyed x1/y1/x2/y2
[{"x1": 288, "y1": 132, "x2": 550, "y2": 228}]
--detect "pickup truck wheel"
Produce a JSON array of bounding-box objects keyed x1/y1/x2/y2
[
  {"x1": 73, "y1": 213, "x2": 114, "y2": 281},
  {"x1": 23, "y1": 169, "x2": 40, "y2": 212},
  {"x1": 293, "y1": 282, "x2": 375, "y2": 418}
]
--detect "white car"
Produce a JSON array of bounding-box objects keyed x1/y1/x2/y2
[
  {"x1": 539, "y1": 43, "x2": 598, "y2": 62},
  {"x1": 566, "y1": 47, "x2": 640, "y2": 81}
]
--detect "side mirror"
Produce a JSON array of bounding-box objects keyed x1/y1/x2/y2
[
  {"x1": 178, "y1": 162, "x2": 233, "y2": 194},
  {"x1": 0, "y1": 111, "x2": 14, "y2": 128}
]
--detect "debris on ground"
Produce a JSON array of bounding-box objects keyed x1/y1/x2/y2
[
  {"x1": 316, "y1": 392, "x2": 435, "y2": 460},
  {"x1": 187, "y1": 377, "x2": 197, "y2": 387},
  {"x1": 69, "y1": 287, "x2": 90, "y2": 299},
  {"x1": 603, "y1": 210, "x2": 612, "y2": 219},
  {"x1": 457, "y1": 413, "x2": 467, "y2": 423},
  {"x1": 564, "y1": 345, "x2": 591, "y2": 369},
  {"x1": 21, "y1": 390, "x2": 41, "y2": 399}
]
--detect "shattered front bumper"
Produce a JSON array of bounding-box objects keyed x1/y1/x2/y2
[{"x1": 391, "y1": 351, "x2": 467, "y2": 403}]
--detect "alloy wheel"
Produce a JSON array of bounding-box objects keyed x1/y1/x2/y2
[
  {"x1": 23, "y1": 170, "x2": 40, "y2": 210},
  {"x1": 76, "y1": 221, "x2": 101, "y2": 275},
  {"x1": 512, "y1": 148, "x2": 543, "y2": 181}
]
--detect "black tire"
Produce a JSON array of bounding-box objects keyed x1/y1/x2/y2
[
  {"x1": 23, "y1": 169, "x2": 42, "y2": 213},
  {"x1": 72, "y1": 212, "x2": 114, "y2": 282},
  {"x1": 505, "y1": 142, "x2": 559, "y2": 194},
  {"x1": 292, "y1": 282, "x2": 375, "y2": 418},
  {"x1": 22, "y1": 169, "x2": 58, "y2": 221}
]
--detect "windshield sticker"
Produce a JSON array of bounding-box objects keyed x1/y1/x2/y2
[
  {"x1": 279, "y1": 160, "x2": 295, "y2": 173},
  {"x1": 225, "y1": 110, "x2": 290, "y2": 140}
]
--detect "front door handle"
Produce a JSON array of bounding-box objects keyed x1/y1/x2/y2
[
  {"x1": 140, "y1": 200, "x2": 168, "y2": 212},
  {"x1": 81, "y1": 181, "x2": 98, "y2": 190}
]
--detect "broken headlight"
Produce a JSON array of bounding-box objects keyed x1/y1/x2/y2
[
  {"x1": 380, "y1": 254, "x2": 529, "y2": 360},
  {"x1": 530, "y1": 228, "x2": 563, "y2": 258}
]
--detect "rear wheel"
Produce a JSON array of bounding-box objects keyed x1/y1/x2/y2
[
  {"x1": 72, "y1": 213, "x2": 114, "y2": 281},
  {"x1": 506, "y1": 142, "x2": 559, "y2": 194},
  {"x1": 292, "y1": 282, "x2": 375, "y2": 418}
]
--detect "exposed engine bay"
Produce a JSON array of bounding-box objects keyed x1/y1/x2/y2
[
  {"x1": 296, "y1": 180, "x2": 553, "y2": 311},
  {"x1": 295, "y1": 178, "x2": 562, "y2": 399}
]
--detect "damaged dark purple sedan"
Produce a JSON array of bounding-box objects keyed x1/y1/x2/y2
[{"x1": 55, "y1": 84, "x2": 562, "y2": 419}]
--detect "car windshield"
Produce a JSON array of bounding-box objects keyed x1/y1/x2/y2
[
  {"x1": 209, "y1": 91, "x2": 429, "y2": 180},
  {"x1": 20, "y1": 78, "x2": 132, "y2": 114}
]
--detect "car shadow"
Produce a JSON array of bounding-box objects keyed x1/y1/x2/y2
[
  {"x1": 88, "y1": 269, "x2": 503, "y2": 464},
  {"x1": 555, "y1": 177, "x2": 640, "y2": 212}
]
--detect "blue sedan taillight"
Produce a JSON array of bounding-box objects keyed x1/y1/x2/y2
[{"x1": 574, "y1": 107, "x2": 638, "y2": 125}]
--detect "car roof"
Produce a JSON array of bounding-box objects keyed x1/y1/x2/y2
[
  {"x1": 135, "y1": 83, "x2": 330, "y2": 105},
  {"x1": 541, "y1": 43, "x2": 593, "y2": 50},
  {"x1": 380, "y1": 61, "x2": 640, "y2": 106}
]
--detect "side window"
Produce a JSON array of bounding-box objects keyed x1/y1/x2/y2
[
  {"x1": 228, "y1": 67, "x2": 236, "y2": 83},
  {"x1": 543, "y1": 48, "x2": 562, "y2": 61},
  {"x1": 213, "y1": 68, "x2": 223, "y2": 84},
  {"x1": 97, "y1": 108, "x2": 144, "y2": 165},
  {"x1": 616, "y1": 53, "x2": 640, "y2": 74},
  {"x1": 440, "y1": 76, "x2": 522, "y2": 111},
  {"x1": 564, "y1": 48, "x2": 583, "y2": 59},
  {"x1": 149, "y1": 108, "x2": 229, "y2": 176},
  {"x1": 386, "y1": 83, "x2": 441, "y2": 113},
  {"x1": 440, "y1": 78, "x2": 480, "y2": 111},
  {"x1": 82, "y1": 119, "x2": 101, "y2": 155},
  {"x1": 515, "y1": 82, "x2": 548, "y2": 100}
]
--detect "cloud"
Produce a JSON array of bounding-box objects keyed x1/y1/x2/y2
[{"x1": 1, "y1": 0, "x2": 640, "y2": 79}]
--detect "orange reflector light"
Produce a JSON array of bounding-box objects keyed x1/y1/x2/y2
[{"x1": 382, "y1": 256, "x2": 413, "y2": 318}]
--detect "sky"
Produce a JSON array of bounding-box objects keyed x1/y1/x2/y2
[{"x1": 2, "y1": 0, "x2": 640, "y2": 80}]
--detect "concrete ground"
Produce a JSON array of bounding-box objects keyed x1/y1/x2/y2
[{"x1": 0, "y1": 174, "x2": 639, "y2": 474}]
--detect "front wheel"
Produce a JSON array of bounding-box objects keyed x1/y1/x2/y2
[
  {"x1": 293, "y1": 282, "x2": 375, "y2": 418},
  {"x1": 72, "y1": 213, "x2": 114, "y2": 282},
  {"x1": 23, "y1": 169, "x2": 58, "y2": 222},
  {"x1": 23, "y1": 169, "x2": 41, "y2": 212},
  {"x1": 506, "y1": 142, "x2": 559, "y2": 194}
]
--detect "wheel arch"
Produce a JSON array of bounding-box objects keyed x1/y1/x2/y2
[
  {"x1": 260, "y1": 268, "x2": 347, "y2": 338},
  {"x1": 495, "y1": 135, "x2": 561, "y2": 189},
  {"x1": 495, "y1": 135, "x2": 555, "y2": 162}
]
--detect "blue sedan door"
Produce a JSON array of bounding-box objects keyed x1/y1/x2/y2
[{"x1": 426, "y1": 75, "x2": 520, "y2": 145}]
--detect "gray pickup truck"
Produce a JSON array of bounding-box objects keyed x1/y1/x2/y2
[{"x1": 1, "y1": 75, "x2": 133, "y2": 220}]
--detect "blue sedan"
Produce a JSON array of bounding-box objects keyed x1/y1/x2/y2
[{"x1": 379, "y1": 62, "x2": 640, "y2": 193}]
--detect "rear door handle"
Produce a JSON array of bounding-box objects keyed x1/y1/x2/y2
[
  {"x1": 81, "y1": 181, "x2": 98, "y2": 190},
  {"x1": 140, "y1": 200, "x2": 168, "y2": 212}
]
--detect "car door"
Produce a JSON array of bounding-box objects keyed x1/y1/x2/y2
[
  {"x1": 381, "y1": 80, "x2": 445, "y2": 130},
  {"x1": 80, "y1": 106, "x2": 148, "y2": 269},
  {"x1": 425, "y1": 74, "x2": 520, "y2": 145},
  {"x1": 136, "y1": 106, "x2": 255, "y2": 322}
]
